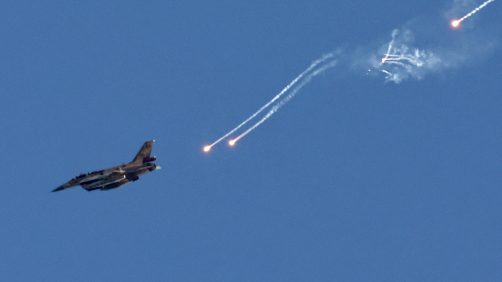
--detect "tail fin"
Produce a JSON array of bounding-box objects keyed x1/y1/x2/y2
[{"x1": 132, "y1": 140, "x2": 155, "y2": 164}]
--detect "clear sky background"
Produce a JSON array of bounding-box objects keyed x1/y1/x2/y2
[{"x1": 1, "y1": 0, "x2": 501, "y2": 281}]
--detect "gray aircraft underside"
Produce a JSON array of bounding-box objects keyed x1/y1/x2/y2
[{"x1": 53, "y1": 140, "x2": 160, "y2": 192}]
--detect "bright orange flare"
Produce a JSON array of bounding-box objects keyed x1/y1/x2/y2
[
  {"x1": 203, "y1": 145, "x2": 212, "y2": 153},
  {"x1": 228, "y1": 139, "x2": 237, "y2": 147},
  {"x1": 451, "y1": 19, "x2": 461, "y2": 29}
]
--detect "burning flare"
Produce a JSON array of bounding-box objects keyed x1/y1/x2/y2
[
  {"x1": 450, "y1": 0, "x2": 496, "y2": 29},
  {"x1": 203, "y1": 145, "x2": 212, "y2": 153},
  {"x1": 228, "y1": 139, "x2": 237, "y2": 147}
]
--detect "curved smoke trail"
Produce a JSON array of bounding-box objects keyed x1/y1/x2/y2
[
  {"x1": 231, "y1": 59, "x2": 338, "y2": 144},
  {"x1": 205, "y1": 52, "x2": 336, "y2": 150}
]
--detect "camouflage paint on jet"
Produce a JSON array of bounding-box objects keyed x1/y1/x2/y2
[{"x1": 53, "y1": 140, "x2": 160, "y2": 192}]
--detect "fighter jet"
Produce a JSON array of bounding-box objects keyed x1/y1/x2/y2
[{"x1": 53, "y1": 140, "x2": 160, "y2": 192}]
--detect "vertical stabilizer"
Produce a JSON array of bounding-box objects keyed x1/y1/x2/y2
[{"x1": 132, "y1": 140, "x2": 155, "y2": 164}]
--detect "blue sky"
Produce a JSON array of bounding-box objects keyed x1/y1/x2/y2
[{"x1": 1, "y1": 0, "x2": 501, "y2": 281}]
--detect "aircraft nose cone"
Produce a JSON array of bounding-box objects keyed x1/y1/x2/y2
[{"x1": 52, "y1": 186, "x2": 65, "y2": 192}]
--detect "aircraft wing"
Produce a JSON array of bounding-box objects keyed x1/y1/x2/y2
[{"x1": 80, "y1": 171, "x2": 126, "y2": 190}]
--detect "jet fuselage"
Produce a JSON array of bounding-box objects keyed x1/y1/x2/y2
[{"x1": 53, "y1": 140, "x2": 160, "y2": 192}]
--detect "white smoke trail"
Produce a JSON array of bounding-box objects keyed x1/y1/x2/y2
[
  {"x1": 372, "y1": 29, "x2": 442, "y2": 83},
  {"x1": 231, "y1": 60, "x2": 338, "y2": 145},
  {"x1": 455, "y1": 0, "x2": 496, "y2": 25},
  {"x1": 204, "y1": 52, "x2": 335, "y2": 151},
  {"x1": 204, "y1": 0, "x2": 498, "y2": 152},
  {"x1": 380, "y1": 29, "x2": 400, "y2": 64},
  {"x1": 365, "y1": 0, "x2": 498, "y2": 84}
]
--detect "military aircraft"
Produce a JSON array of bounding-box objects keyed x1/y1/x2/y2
[{"x1": 53, "y1": 140, "x2": 160, "y2": 192}]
